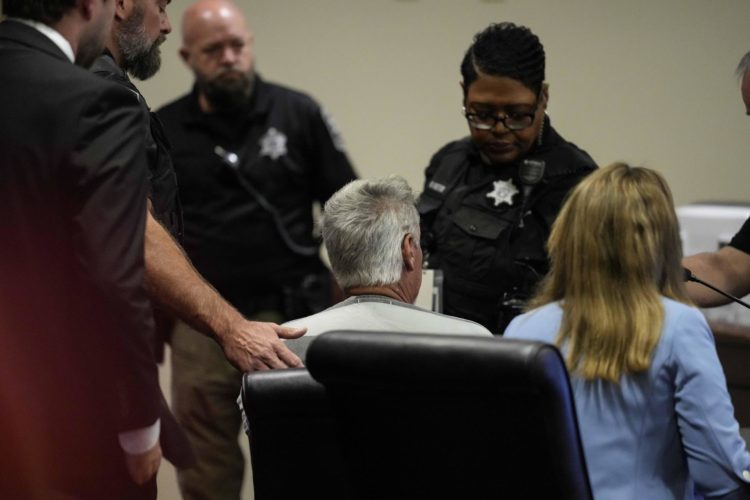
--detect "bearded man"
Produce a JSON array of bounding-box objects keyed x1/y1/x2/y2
[
  {"x1": 156, "y1": 1, "x2": 357, "y2": 498},
  {"x1": 92, "y1": 0, "x2": 181, "y2": 242},
  {"x1": 91, "y1": 0, "x2": 310, "y2": 480}
]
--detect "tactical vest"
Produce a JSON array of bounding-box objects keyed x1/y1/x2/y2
[
  {"x1": 91, "y1": 53, "x2": 183, "y2": 241},
  {"x1": 417, "y1": 129, "x2": 596, "y2": 333}
]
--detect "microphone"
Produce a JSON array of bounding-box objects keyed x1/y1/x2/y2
[
  {"x1": 517, "y1": 159, "x2": 545, "y2": 228},
  {"x1": 214, "y1": 145, "x2": 240, "y2": 170},
  {"x1": 212, "y1": 145, "x2": 319, "y2": 257},
  {"x1": 683, "y1": 267, "x2": 750, "y2": 310}
]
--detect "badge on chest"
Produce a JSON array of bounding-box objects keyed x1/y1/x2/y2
[
  {"x1": 259, "y1": 127, "x2": 288, "y2": 160},
  {"x1": 486, "y1": 178, "x2": 519, "y2": 207}
]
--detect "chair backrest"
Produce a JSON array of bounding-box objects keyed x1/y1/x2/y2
[
  {"x1": 307, "y1": 330, "x2": 592, "y2": 499},
  {"x1": 242, "y1": 331, "x2": 592, "y2": 500},
  {"x1": 240, "y1": 368, "x2": 352, "y2": 500}
]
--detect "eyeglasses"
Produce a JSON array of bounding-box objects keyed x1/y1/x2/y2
[{"x1": 462, "y1": 97, "x2": 541, "y2": 131}]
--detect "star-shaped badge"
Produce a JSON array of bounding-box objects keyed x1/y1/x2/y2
[
  {"x1": 486, "y1": 179, "x2": 519, "y2": 207},
  {"x1": 259, "y1": 127, "x2": 287, "y2": 160}
]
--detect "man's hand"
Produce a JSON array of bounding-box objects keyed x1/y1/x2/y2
[
  {"x1": 125, "y1": 442, "x2": 162, "y2": 485},
  {"x1": 142, "y1": 212, "x2": 307, "y2": 370},
  {"x1": 221, "y1": 320, "x2": 306, "y2": 371},
  {"x1": 684, "y1": 246, "x2": 750, "y2": 307}
]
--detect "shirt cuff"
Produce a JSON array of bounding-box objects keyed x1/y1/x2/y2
[{"x1": 118, "y1": 419, "x2": 160, "y2": 455}]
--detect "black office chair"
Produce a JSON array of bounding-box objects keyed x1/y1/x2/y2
[
  {"x1": 242, "y1": 331, "x2": 592, "y2": 500},
  {"x1": 240, "y1": 368, "x2": 352, "y2": 500}
]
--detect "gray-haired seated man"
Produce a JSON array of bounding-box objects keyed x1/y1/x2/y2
[{"x1": 283, "y1": 175, "x2": 492, "y2": 361}]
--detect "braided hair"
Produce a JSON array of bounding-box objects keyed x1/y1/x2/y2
[{"x1": 461, "y1": 22, "x2": 546, "y2": 96}]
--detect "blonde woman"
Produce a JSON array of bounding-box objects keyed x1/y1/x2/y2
[{"x1": 505, "y1": 163, "x2": 750, "y2": 499}]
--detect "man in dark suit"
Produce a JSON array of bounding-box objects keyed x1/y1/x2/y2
[{"x1": 0, "y1": 1, "x2": 162, "y2": 498}]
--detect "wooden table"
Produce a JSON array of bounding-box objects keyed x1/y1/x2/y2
[{"x1": 710, "y1": 320, "x2": 750, "y2": 427}]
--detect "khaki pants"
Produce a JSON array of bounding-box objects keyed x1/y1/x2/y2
[{"x1": 170, "y1": 311, "x2": 283, "y2": 500}]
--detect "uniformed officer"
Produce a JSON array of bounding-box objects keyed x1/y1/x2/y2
[
  {"x1": 419, "y1": 22, "x2": 597, "y2": 334},
  {"x1": 156, "y1": 1, "x2": 357, "y2": 498},
  {"x1": 92, "y1": 0, "x2": 310, "y2": 489},
  {"x1": 684, "y1": 50, "x2": 750, "y2": 306}
]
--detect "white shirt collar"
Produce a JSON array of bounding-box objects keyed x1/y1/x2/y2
[{"x1": 8, "y1": 18, "x2": 75, "y2": 63}]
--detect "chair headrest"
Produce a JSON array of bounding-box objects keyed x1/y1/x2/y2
[{"x1": 306, "y1": 330, "x2": 568, "y2": 393}]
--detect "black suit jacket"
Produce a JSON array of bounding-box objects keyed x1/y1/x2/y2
[{"x1": 0, "y1": 20, "x2": 161, "y2": 494}]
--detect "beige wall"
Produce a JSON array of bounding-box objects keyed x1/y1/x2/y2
[
  {"x1": 2, "y1": 1, "x2": 748, "y2": 203},
  {"x1": 133, "y1": 0, "x2": 750, "y2": 206}
]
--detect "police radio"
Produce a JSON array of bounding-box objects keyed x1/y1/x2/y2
[{"x1": 517, "y1": 159, "x2": 546, "y2": 228}]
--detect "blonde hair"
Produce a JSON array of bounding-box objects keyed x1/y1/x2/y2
[{"x1": 529, "y1": 163, "x2": 690, "y2": 382}]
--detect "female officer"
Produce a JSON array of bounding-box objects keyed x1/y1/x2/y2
[{"x1": 419, "y1": 22, "x2": 596, "y2": 334}]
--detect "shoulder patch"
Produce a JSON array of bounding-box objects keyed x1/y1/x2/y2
[
  {"x1": 428, "y1": 181, "x2": 446, "y2": 193},
  {"x1": 321, "y1": 108, "x2": 346, "y2": 152}
]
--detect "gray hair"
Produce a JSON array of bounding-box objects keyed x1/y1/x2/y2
[
  {"x1": 322, "y1": 175, "x2": 420, "y2": 290},
  {"x1": 737, "y1": 51, "x2": 750, "y2": 80}
]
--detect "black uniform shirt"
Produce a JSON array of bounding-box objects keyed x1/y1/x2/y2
[
  {"x1": 419, "y1": 117, "x2": 596, "y2": 333},
  {"x1": 157, "y1": 76, "x2": 356, "y2": 308},
  {"x1": 730, "y1": 217, "x2": 750, "y2": 255},
  {"x1": 91, "y1": 52, "x2": 183, "y2": 240}
]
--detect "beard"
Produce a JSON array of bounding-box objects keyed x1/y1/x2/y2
[
  {"x1": 198, "y1": 69, "x2": 255, "y2": 114},
  {"x1": 116, "y1": 7, "x2": 164, "y2": 80}
]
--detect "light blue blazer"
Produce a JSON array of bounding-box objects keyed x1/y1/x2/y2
[{"x1": 505, "y1": 298, "x2": 750, "y2": 499}]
